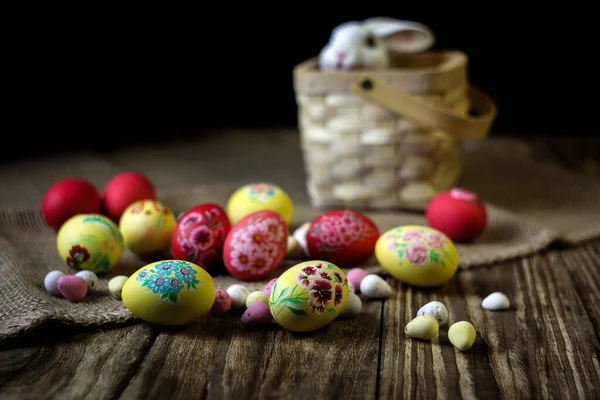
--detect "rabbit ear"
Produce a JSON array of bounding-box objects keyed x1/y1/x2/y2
[{"x1": 363, "y1": 17, "x2": 435, "y2": 53}]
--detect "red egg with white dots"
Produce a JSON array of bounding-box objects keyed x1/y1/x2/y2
[
  {"x1": 222, "y1": 210, "x2": 288, "y2": 281},
  {"x1": 42, "y1": 178, "x2": 103, "y2": 231},
  {"x1": 170, "y1": 203, "x2": 231, "y2": 271},
  {"x1": 306, "y1": 209, "x2": 380, "y2": 268},
  {"x1": 426, "y1": 188, "x2": 487, "y2": 242}
]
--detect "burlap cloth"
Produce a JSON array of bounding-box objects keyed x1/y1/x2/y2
[{"x1": 0, "y1": 135, "x2": 599, "y2": 341}]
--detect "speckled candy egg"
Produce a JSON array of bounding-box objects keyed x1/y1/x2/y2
[
  {"x1": 121, "y1": 260, "x2": 216, "y2": 325},
  {"x1": 119, "y1": 200, "x2": 177, "y2": 257},
  {"x1": 375, "y1": 225, "x2": 459, "y2": 287},
  {"x1": 306, "y1": 210, "x2": 380, "y2": 268},
  {"x1": 171, "y1": 203, "x2": 231, "y2": 270},
  {"x1": 426, "y1": 188, "x2": 487, "y2": 242},
  {"x1": 223, "y1": 210, "x2": 288, "y2": 280},
  {"x1": 57, "y1": 214, "x2": 125, "y2": 274},
  {"x1": 226, "y1": 182, "x2": 294, "y2": 225},
  {"x1": 269, "y1": 260, "x2": 349, "y2": 332}
]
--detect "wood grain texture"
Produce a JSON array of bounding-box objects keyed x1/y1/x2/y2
[
  {"x1": 0, "y1": 324, "x2": 157, "y2": 399},
  {"x1": 120, "y1": 300, "x2": 382, "y2": 399}
]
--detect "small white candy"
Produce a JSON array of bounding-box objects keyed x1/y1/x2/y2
[
  {"x1": 44, "y1": 270, "x2": 65, "y2": 296},
  {"x1": 339, "y1": 292, "x2": 362, "y2": 318},
  {"x1": 482, "y1": 292, "x2": 510, "y2": 310},
  {"x1": 359, "y1": 274, "x2": 392, "y2": 298},
  {"x1": 75, "y1": 270, "x2": 98, "y2": 290},
  {"x1": 227, "y1": 284, "x2": 250, "y2": 308},
  {"x1": 292, "y1": 223, "x2": 311, "y2": 257},
  {"x1": 108, "y1": 275, "x2": 129, "y2": 299},
  {"x1": 417, "y1": 301, "x2": 449, "y2": 326}
]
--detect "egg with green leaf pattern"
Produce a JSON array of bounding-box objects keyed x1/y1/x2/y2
[
  {"x1": 269, "y1": 260, "x2": 349, "y2": 332},
  {"x1": 56, "y1": 214, "x2": 125, "y2": 274}
]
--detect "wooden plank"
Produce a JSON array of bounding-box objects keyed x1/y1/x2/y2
[
  {"x1": 120, "y1": 300, "x2": 382, "y2": 399},
  {"x1": 379, "y1": 246, "x2": 600, "y2": 399},
  {"x1": 0, "y1": 323, "x2": 156, "y2": 399}
]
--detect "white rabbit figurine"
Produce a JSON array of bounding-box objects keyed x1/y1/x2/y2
[{"x1": 318, "y1": 17, "x2": 435, "y2": 71}]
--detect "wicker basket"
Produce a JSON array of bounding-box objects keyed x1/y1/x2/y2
[{"x1": 293, "y1": 50, "x2": 497, "y2": 211}]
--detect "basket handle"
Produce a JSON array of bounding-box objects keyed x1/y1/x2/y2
[{"x1": 351, "y1": 74, "x2": 497, "y2": 139}]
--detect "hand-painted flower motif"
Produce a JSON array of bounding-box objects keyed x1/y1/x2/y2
[
  {"x1": 384, "y1": 226, "x2": 457, "y2": 268},
  {"x1": 248, "y1": 183, "x2": 277, "y2": 203},
  {"x1": 66, "y1": 245, "x2": 90, "y2": 268},
  {"x1": 405, "y1": 240, "x2": 428, "y2": 265},
  {"x1": 402, "y1": 229, "x2": 423, "y2": 241},
  {"x1": 223, "y1": 211, "x2": 287, "y2": 279},
  {"x1": 138, "y1": 260, "x2": 202, "y2": 304},
  {"x1": 269, "y1": 262, "x2": 348, "y2": 323},
  {"x1": 424, "y1": 231, "x2": 445, "y2": 249},
  {"x1": 171, "y1": 204, "x2": 230, "y2": 270}
]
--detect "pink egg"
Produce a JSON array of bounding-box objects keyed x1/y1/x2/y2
[
  {"x1": 346, "y1": 268, "x2": 369, "y2": 293},
  {"x1": 263, "y1": 278, "x2": 278, "y2": 295},
  {"x1": 211, "y1": 289, "x2": 232, "y2": 315},
  {"x1": 222, "y1": 210, "x2": 288, "y2": 281},
  {"x1": 241, "y1": 302, "x2": 273, "y2": 329},
  {"x1": 56, "y1": 275, "x2": 88, "y2": 301}
]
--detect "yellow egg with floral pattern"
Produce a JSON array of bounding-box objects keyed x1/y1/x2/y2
[
  {"x1": 269, "y1": 260, "x2": 349, "y2": 332},
  {"x1": 57, "y1": 214, "x2": 125, "y2": 274},
  {"x1": 119, "y1": 200, "x2": 177, "y2": 257},
  {"x1": 121, "y1": 260, "x2": 216, "y2": 325},
  {"x1": 375, "y1": 225, "x2": 459, "y2": 287},
  {"x1": 226, "y1": 182, "x2": 294, "y2": 226}
]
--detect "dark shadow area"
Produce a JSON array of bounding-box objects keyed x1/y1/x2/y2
[{"x1": 4, "y1": 6, "x2": 599, "y2": 164}]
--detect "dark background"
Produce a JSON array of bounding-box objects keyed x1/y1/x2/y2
[{"x1": 5, "y1": 6, "x2": 598, "y2": 162}]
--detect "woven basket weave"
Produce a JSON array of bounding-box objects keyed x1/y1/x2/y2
[{"x1": 293, "y1": 50, "x2": 497, "y2": 211}]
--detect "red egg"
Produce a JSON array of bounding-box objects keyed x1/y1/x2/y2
[
  {"x1": 426, "y1": 188, "x2": 487, "y2": 242},
  {"x1": 103, "y1": 172, "x2": 156, "y2": 222},
  {"x1": 223, "y1": 210, "x2": 288, "y2": 280},
  {"x1": 42, "y1": 178, "x2": 102, "y2": 231},
  {"x1": 306, "y1": 209, "x2": 380, "y2": 268},
  {"x1": 170, "y1": 203, "x2": 231, "y2": 270}
]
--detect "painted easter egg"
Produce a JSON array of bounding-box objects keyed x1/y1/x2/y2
[
  {"x1": 119, "y1": 200, "x2": 177, "y2": 257},
  {"x1": 375, "y1": 225, "x2": 459, "y2": 287},
  {"x1": 426, "y1": 188, "x2": 487, "y2": 242},
  {"x1": 226, "y1": 182, "x2": 294, "y2": 225},
  {"x1": 269, "y1": 260, "x2": 349, "y2": 332},
  {"x1": 170, "y1": 203, "x2": 231, "y2": 270},
  {"x1": 56, "y1": 214, "x2": 125, "y2": 274},
  {"x1": 306, "y1": 210, "x2": 380, "y2": 268},
  {"x1": 121, "y1": 260, "x2": 216, "y2": 325},
  {"x1": 222, "y1": 210, "x2": 288, "y2": 280}
]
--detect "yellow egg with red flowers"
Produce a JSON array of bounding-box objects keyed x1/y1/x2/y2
[
  {"x1": 269, "y1": 260, "x2": 349, "y2": 332},
  {"x1": 56, "y1": 214, "x2": 125, "y2": 274},
  {"x1": 119, "y1": 200, "x2": 177, "y2": 257}
]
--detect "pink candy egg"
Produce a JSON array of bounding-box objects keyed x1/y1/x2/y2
[
  {"x1": 241, "y1": 302, "x2": 273, "y2": 329},
  {"x1": 263, "y1": 278, "x2": 278, "y2": 295},
  {"x1": 346, "y1": 268, "x2": 369, "y2": 293},
  {"x1": 56, "y1": 275, "x2": 88, "y2": 301},
  {"x1": 211, "y1": 289, "x2": 232, "y2": 315}
]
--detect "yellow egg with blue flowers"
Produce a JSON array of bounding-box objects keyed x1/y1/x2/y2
[
  {"x1": 121, "y1": 260, "x2": 216, "y2": 325},
  {"x1": 226, "y1": 182, "x2": 294, "y2": 225}
]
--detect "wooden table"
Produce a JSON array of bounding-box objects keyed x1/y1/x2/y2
[{"x1": 0, "y1": 131, "x2": 599, "y2": 399}]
